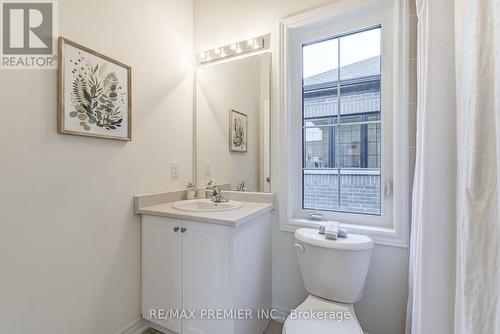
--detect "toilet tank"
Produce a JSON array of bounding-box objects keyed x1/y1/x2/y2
[{"x1": 294, "y1": 228, "x2": 374, "y2": 304}]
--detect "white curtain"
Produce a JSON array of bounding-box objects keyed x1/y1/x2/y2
[
  {"x1": 406, "y1": 0, "x2": 457, "y2": 333},
  {"x1": 455, "y1": 0, "x2": 500, "y2": 333},
  {"x1": 407, "y1": 0, "x2": 500, "y2": 333}
]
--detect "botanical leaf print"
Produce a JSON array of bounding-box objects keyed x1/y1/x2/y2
[
  {"x1": 69, "y1": 52, "x2": 126, "y2": 131},
  {"x1": 232, "y1": 117, "x2": 246, "y2": 148}
]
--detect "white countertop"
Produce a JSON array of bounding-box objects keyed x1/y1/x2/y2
[{"x1": 138, "y1": 200, "x2": 274, "y2": 227}]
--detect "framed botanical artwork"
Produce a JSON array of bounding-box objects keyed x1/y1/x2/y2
[
  {"x1": 229, "y1": 109, "x2": 248, "y2": 152},
  {"x1": 58, "y1": 37, "x2": 132, "y2": 141}
]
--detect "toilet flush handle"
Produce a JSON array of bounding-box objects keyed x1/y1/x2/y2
[{"x1": 294, "y1": 243, "x2": 305, "y2": 252}]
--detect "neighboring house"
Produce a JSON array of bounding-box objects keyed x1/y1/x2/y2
[{"x1": 303, "y1": 56, "x2": 381, "y2": 214}]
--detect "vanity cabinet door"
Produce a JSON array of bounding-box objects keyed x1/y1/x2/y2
[
  {"x1": 142, "y1": 216, "x2": 182, "y2": 333},
  {"x1": 181, "y1": 220, "x2": 233, "y2": 334}
]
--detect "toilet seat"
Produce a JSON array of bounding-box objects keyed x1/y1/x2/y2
[{"x1": 283, "y1": 295, "x2": 364, "y2": 334}]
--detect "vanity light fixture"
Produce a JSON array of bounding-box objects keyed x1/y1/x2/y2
[
  {"x1": 247, "y1": 38, "x2": 261, "y2": 49},
  {"x1": 197, "y1": 34, "x2": 269, "y2": 65}
]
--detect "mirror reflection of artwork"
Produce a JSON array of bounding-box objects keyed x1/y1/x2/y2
[
  {"x1": 196, "y1": 52, "x2": 271, "y2": 192},
  {"x1": 230, "y1": 109, "x2": 248, "y2": 152}
]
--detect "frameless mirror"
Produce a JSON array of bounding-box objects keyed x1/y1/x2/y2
[{"x1": 195, "y1": 52, "x2": 271, "y2": 192}]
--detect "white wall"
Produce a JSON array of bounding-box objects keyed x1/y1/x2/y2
[
  {"x1": 0, "y1": 0, "x2": 193, "y2": 333},
  {"x1": 195, "y1": 1, "x2": 414, "y2": 334},
  {"x1": 196, "y1": 54, "x2": 267, "y2": 191}
]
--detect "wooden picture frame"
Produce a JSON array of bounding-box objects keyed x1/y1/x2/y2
[
  {"x1": 229, "y1": 109, "x2": 248, "y2": 152},
  {"x1": 58, "y1": 37, "x2": 132, "y2": 141}
]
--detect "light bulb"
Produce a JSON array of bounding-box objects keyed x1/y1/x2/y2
[
  {"x1": 199, "y1": 52, "x2": 207, "y2": 60},
  {"x1": 229, "y1": 44, "x2": 238, "y2": 51},
  {"x1": 213, "y1": 48, "x2": 221, "y2": 56}
]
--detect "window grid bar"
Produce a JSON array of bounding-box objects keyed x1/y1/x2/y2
[
  {"x1": 303, "y1": 120, "x2": 381, "y2": 129},
  {"x1": 336, "y1": 37, "x2": 342, "y2": 211},
  {"x1": 303, "y1": 168, "x2": 381, "y2": 172},
  {"x1": 303, "y1": 110, "x2": 380, "y2": 121}
]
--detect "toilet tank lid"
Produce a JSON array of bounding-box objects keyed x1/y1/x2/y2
[{"x1": 295, "y1": 228, "x2": 374, "y2": 251}]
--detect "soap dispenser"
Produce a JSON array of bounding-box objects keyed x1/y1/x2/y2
[{"x1": 186, "y1": 182, "x2": 196, "y2": 200}]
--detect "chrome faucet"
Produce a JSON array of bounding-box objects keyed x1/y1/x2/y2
[
  {"x1": 236, "y1": 180, "x2": 248, "y2": 192},
  {"x1": 211, "y1": 186, "x2": 229, "y2": 203}
]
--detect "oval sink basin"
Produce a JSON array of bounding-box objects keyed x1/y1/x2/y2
[{"x1": 172, "y1": 199, "x2": 242, "y2": 212}]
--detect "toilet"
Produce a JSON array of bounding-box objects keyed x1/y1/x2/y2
[{"x1": 283, "y1": 228, "x2": 374, "y2": 334}]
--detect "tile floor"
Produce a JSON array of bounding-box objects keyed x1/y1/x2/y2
[{"x1": 142, "y1": 320, "x2": 283, "y2": 334}]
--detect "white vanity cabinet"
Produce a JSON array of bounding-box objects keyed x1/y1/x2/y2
[
  {"x1": 142, "y1": 216, "x2": 182, "y2": 332},
  {"x1": 141, "y1": 213, "x2": 271, "y2": 334}
]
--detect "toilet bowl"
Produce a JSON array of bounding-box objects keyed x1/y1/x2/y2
[
  {"x1": 283, "y1": 228, "x2": 374, "y2": 334},
  {"x1": 283, "y1": 295, "x2": 364, "y2": 334}
]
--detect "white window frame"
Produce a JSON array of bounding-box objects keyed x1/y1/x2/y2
[{"x1": 278, "y1": 0, "x2": 410, "y2": 247}]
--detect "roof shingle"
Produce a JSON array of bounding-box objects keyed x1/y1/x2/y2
[{"x1": 304, "y1": 56, "x2": 380, "y2": 87}]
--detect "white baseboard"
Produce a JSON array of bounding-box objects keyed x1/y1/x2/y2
[
  {"x1": 149, "y1": 322, "x2": 177, "y2": 334},
  {"x1": 120, "y1": 318, "x2": 150, "y2": 334}
]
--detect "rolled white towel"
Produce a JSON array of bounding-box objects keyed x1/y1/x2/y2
[
  {"x1": 324, "y1": 221, "x2": 339, "y2": 240},
  {"x1": 338, "y1": 228, "x2": 349, "y2": 238}
]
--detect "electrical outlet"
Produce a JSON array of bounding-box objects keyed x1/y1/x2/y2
[
  {"x1": 171, "y1": 162, "x2": 179, "y2": 179},
  {"x1": 204, "y1": 162, "x2": 211, "y2": 176}
]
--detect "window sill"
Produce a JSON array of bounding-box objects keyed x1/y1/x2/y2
[{"x1": 280, "y1": 218, "x2": 409, "y2": 248}]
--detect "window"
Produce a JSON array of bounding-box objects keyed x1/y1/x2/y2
[
  {"x1": 302, "y1": 27, "x2": 382, "y2": 215},
  {"x1": 280, "y1": 0, "x2": 410, "y2": 247}
]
